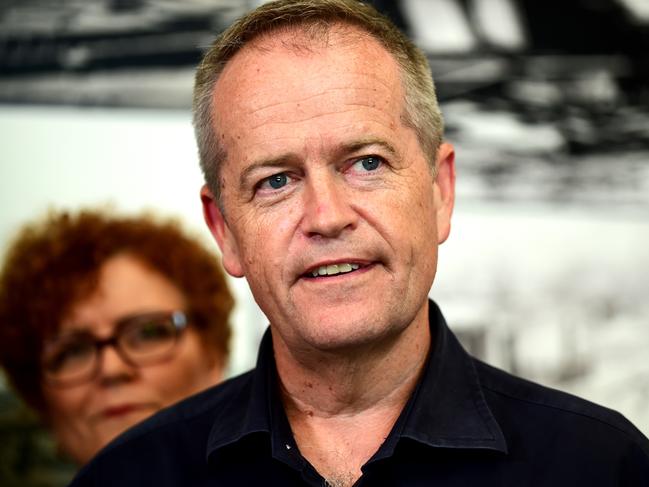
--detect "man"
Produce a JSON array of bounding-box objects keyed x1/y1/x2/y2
[{"x1": 71, "y1": 1, "x2": 649, "y2": 485}]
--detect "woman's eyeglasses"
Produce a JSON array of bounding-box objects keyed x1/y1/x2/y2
[{"x1": 41, "y1": 310, "x2": 189, "y2": 387}]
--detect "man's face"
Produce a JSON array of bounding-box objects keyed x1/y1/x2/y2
[{"x1": 203, "y1": 28, "x2": 455, "y2": 353}]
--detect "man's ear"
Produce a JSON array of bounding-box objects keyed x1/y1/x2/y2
[
  {"x1": 201, "y1": 185, "x2": 245, "y2": 278},
  {"x1": 433, "y1": 142, "x2": 456, "y2": 244}
]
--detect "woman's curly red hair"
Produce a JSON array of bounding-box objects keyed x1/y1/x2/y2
[{"x1": 0, "y1": 209, "x2": 233, "y2": 414}]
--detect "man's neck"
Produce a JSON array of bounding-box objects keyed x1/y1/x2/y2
[{"x1": 273, "y1": 304, "x2": 431, "y2": 486}]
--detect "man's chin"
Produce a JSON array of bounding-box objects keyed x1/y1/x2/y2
[{"x1": 292, "y1": 315, "x2": 406, "y2": 355}]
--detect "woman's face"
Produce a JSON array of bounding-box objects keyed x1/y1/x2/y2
[{"x1": 42, "y1": 253, "x2": 224, "y2": 465}]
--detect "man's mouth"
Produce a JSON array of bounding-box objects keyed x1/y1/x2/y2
[{"x1": 303, "y1": 262, "x2": 365, "y2": 278}]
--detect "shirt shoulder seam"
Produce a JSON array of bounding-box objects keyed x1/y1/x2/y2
[{"x1": 480, "y1": 374, "x2": 642, "y2": 443}]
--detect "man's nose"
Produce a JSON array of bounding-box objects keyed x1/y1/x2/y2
[
  {"x1": 301, "y1": 172, "x2": 357, "y2": 238},
  {"x1": 97, "y1": 345, "x2": 137, "y2": 385}
]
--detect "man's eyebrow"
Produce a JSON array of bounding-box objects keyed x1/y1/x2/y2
[
  {"x1": 341, "y1": 138, "x2": 399, "y2": 159},
  {"x1": 239, "y1": 156, "x2": 296, "y2": 188}
]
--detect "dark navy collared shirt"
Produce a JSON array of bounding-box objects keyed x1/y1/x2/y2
[{"x1": 71, "y1": 301, "x2": 649, "y2": 486}]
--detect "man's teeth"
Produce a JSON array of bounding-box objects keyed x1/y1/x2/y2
[{"x1": 310, "y1": 263, "x2": 360, "y2": 277}]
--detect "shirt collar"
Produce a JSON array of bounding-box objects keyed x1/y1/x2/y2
[
  {"x1": 206, "y1": 328, "x2": 275, "y2": 456},
  {"x1": 396, "y1": 300, "x2": 507, "y2": 453},
  {"x1": 207, "y1": 300, "x2": 507, "y2": 464}
]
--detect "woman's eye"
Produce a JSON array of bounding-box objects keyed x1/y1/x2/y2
[
  {"x1": 353, "y1": 156, "x2": 383, "y2": 172},
  {"x1": 45, "y1": 341, "x2": 93, "y2": 372},
  {"x1": 260, "y1": 172, "x2": 289, "y2": 190},
  {"x1": 134, "y1": 323, "x2": 173, "y2": 343}
]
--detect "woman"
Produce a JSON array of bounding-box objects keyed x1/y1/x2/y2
[{"x1": 0, "y1": 209, "x2": 233, "y2": 465}]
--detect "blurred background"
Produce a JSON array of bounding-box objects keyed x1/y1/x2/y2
[{"x1": 1, "y1": 0, "x2": 648, "y2": 484}]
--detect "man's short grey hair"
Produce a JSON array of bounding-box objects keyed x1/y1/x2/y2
[{"x1": 193, "y1": 0, "x2": 444, "y2": 204}]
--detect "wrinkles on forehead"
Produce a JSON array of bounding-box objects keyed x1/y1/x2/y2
[{"x1": 247, "y1": 80, "x2": 398, "y2": 129}]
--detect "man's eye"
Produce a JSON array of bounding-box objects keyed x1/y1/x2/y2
[
  {"x1": 353, "y1": 156, "x2": 383, "y2": 172},
  {"x1": 260, "y1": 173, "x2": 289, "y2": 190}
]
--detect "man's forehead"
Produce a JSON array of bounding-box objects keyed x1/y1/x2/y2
[
  {"x1": 214, "y1": 23, "x2": 395, "y2": 91},
  {"x1": 214, "y1": 31, "x2": 400, "y2": 117}
]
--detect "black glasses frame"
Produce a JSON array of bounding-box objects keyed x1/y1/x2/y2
[{"x1": 41, "y1": 310, "x2": 189, "y2": 387}]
